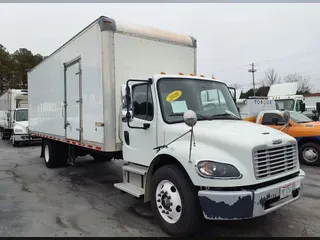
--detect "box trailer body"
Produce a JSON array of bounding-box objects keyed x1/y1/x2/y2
[
  {"x1": 28, "y1": 16, "x2": 305, "y2": 236},
  {"x1": 28, "y1": 16, "x2": 196, "y2": 153}
]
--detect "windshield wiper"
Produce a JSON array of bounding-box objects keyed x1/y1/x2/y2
[
  {"x1": 297, "y1": 121, "x2": 312, "y2": 123},
  {"x1": 210, "y1": 112, "x2": 241, "y2": 120},
  {"x1": 168, "y1": 112, "x2": 211, "y2": 121}
]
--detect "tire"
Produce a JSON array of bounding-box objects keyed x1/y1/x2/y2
[
  {"x1": 0, "y1": 130, "x2": 4, "y2": 140},
  {"x1": 299, "y1": 142, "x2": 320, "y2": 166},
  {"x1": 92, "y1": 153, "x2": 111, "y2": 162},
  {"x1": 43, "y1": 140, "x2": 68, "y2": 168},
  {"x1": 150, "y1": 164, "x2": 203, "y2": 236},
  {"x1": 12, "y1": 136, "x2": 19, "y2": 147}
]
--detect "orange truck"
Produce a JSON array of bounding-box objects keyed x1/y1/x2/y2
[{"x1": 237, "y1": 97, "x2": 320, "y2": 166}]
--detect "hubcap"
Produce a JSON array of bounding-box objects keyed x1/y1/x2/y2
[
  {"x1": 155, "y1": 180, "x2": 182, "y2": 224},
  {"x1": 303, "y1": 147, "x2": 318, "y2": 163},
  {"x1": 44, "y1": 145, "x2": 50, "y2": 163}
]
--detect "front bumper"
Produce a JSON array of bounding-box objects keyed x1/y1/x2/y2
[
  {"x1": 13, "y1": 134, "x2": 41, "y2": 142},
  {"x1": 198, "y1": 171, "x2": 305, "y2": 220}
]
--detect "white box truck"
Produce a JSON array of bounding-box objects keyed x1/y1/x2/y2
[
  {"x1": 28, "y1": 16, "x2": 305, "y2": 236},
  {"x1": 0, "y1": 89, "x2": 40, "y2": 146}
]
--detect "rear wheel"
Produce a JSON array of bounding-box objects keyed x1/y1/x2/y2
[
  {"x1": 299, "y1": 142, "x2": 320, "y2": 166},
  {"x1": 43, "y1": 140, "x2": 68, "y2": 168},
  {"x1": 150, "y1": 164, "x2": 203, "y2": 236}
]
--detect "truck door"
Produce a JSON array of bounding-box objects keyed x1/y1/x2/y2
[
  {"x1": 64, "y1": 58, "x2": 82, "y2": 141},
  {"x1": 121, "y1": 83, "x2": 157, "y2": 165}
]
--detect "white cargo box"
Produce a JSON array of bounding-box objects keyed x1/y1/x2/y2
[{"x1": 28, "y1": 16, "x2": 197, "y2": 152}]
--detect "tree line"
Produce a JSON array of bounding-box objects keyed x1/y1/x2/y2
[
  {"x1": 0, "y1": 44, "x2": 46, "y2": 94},
  {"x1": 230, "y1": 68, "x2": 312, "y2": 98}
]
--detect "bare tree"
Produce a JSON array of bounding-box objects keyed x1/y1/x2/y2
[
  {"x1": 229, "y1": 82, "x2": 242, "y2": 89},
  {"x1": 284, "y1": 73, "x2": 311, "y2": 94},
  {"x1": 260, "y1": 68, "x2": 281, "y2": 86}
]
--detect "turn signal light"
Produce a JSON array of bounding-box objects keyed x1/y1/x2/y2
[
  {"x1": 179, "y1": 72, "x2": 184, "y2": 75},
  {"x1": 160, "y1": 72, "x2": 166, "y2": 74}
]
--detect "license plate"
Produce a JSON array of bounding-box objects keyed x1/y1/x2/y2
[{"x1": 280, "y1": 184, "x2": 293, "y2": 199}]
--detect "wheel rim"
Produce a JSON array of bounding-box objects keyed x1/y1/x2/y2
[
  {"x1": 303, "y1": 147, "x2": 318, "y2": 163},
  {"x1": 155, "y1": 180, "x2": 182, "y2": 224},
  {"x1": 44, "y1": 145, "x2": 50, "y2": 163}
]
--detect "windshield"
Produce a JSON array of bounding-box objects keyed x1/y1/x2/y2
[
  {"x1": 157, "y1": 78, "x2": 241, "y2": 124},
  {"x1": 289, "y1": 111, "x2": 312, "y2": 123},
  {"x1": 15, "y1": 109, "x2": 28, "y2": 122},
  {"x1": 275, "y1": 99, "x2": 295, "y2": 111}
]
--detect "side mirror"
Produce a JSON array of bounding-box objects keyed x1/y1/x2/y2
[
  {"x1": 316, "y1": 102, "x2": 320, "y2": 112},
  {"x1": 228, "y1": 87, "x2": 236, "y2": 102},
  {"x1": 272, "y1": 118, "x2": 278, "y2": 125},
  {"x1": 125, "y1": 111, "x2": 133, "y2": 122},
  {"x1": 312, "y1": 110, "x2": 317, "y2": 114},
  {"x1": 283, "y1": 110, "x2": 290, "y2": 125},
  {"x1": 300, "y1": 102, "x2": 306, "y2": 113},
  {"x1": 183, "y1": 110, "x2": 197, "y2": 127}
]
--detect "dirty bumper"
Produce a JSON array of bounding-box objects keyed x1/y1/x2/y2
[
  {"x1": 198, "y1": 171, "x2": 305, "y2": 220},
  {"x1": 13, "y1": 134, "x2": 41, "y2": 142}
]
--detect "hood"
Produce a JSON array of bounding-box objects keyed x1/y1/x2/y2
[
  {"x1": 164, "y1": 120, "x2": 295, "y2": 150},
  {"x1": 163, "y1": 120, "x2": 296, "y2": 171},
  {"x1": 14, "y1": 121, "x2": 28, "y2": 129}
]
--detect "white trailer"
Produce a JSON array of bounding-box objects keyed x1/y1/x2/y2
[
  {"x1": 28, "y1": 16, "x2": 305, "y2": 236},
  {"x1": 0, "y1": 89, "x2": 39, "y2": 146}
]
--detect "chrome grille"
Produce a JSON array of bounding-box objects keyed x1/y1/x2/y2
[{"x1": 253, "y1": 144, "x2": 298, "y2": 180}]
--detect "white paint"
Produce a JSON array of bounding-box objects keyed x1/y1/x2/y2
[{"x1": 267, "y1": 82, "x2": 298, "y2": 97}]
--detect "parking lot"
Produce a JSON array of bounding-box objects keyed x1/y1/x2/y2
[{"x1": 0, "y1": 140, "x2": 319, "y2": 237}]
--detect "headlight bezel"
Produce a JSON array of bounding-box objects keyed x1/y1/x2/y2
[
  {"x1": 196, "y1": 160, "x2": 242, "y2": 180},
  {"x1": 14, "y1": 128, "x2": 24, "y2": 133}
]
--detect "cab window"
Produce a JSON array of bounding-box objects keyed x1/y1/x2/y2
[
  {"x1": 132, "y1": 84, "x2": 154, "y2": 121},
  {"x1": 261, "y1": 113, "x2": 285, "y2": 125}
]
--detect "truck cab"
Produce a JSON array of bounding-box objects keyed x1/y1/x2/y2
[
  {"x1": 267, "y1": 82, "x2": 318, "y2": 120},
  {"x1": 12, "y1": 108, "x2": 29, "y2": 147},
  {"x1": 11, "y1": 108, "x2": 40, "y2": 147},
  {"x1": 256, "y1": 110, "x2": 320, "y2": 166},
  {"x1": 118, "y1": 73, "x2": 305, "y2": 236}
]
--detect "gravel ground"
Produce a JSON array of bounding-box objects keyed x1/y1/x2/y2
[{"x1": 0, "y1": 140, "x2": 319, "y2": 237}]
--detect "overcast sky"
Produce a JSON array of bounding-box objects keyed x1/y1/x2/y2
[{"x1": 1, "y1": 3, "x2": 320, "y2": 92}]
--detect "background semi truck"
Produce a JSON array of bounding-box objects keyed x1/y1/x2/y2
[
  {"x1": 0, "y1": 89, "x2": 39, "y2": 146},
  {"x1": 28, "y1": 16, "x2": 305, "y2": 236}
]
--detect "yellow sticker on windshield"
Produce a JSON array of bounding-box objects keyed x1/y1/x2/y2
[{"x1": 166, "y1": 90, "x2": 182, "y2": 102}]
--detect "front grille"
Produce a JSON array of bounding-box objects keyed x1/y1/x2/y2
[{"x1": 253, "y1": 144, "x2": 298, "y2": 180}]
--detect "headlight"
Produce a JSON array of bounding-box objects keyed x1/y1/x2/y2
[
  {"x1": 196, "y1": 161, "x2": 242, "y2": 179},
  {"x1": 14, "y1": 128, "x2": 23, "y2": 133}
]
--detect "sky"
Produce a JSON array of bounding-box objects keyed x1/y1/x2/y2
[{"x1": 1, "y1": 3, "x2": 320, "y2": 92}]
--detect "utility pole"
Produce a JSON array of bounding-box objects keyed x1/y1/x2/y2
[{"x1": 248, "y1": 63, "x2": 257, "y2": 96}]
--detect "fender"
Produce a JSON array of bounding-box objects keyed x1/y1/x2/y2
[{"x1": 144, "y1": 139, "x2": 248, "y2": 202}]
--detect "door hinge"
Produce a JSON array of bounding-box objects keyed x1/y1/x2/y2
[
  {"x1": 76, "y1": 128, "x2": 82, "y2": 132},
  {"x1": 76, "y1": 99, "x2": 82, "y2": 103},
  {"x1": 75, "y1": 69, "x2": 82, "y2": 75}
]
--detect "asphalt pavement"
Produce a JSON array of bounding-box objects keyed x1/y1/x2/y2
[{"x1": 0, "y1": 140, "x2": 319, "y2": 237}]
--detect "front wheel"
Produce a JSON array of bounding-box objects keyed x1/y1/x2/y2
[
  {"x1": 299, "y1": 142, "x2": 320, "y2": 166},
  {"x1": 150, "y1": 164, "x2": 203, "y2": 236},
  {"x1": 12, "y1": 135, "x2": 19, "y2": 147}
]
